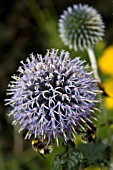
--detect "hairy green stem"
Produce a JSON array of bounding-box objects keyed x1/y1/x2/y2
[{"x1": 87, "y1": 47, "x2": 100, "y2": 81}]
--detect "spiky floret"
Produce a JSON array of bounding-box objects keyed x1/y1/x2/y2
[
  {"x1": 5, "y1": 49, "x2": 101, "y2": 145},
  {"x1": 59, "y1": 4, "x2": 105, "y2": 51}
]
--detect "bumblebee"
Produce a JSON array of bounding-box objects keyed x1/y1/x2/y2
[
  {"x1": 32, "y1": 138, "x2": 53, "y2": 158},
  {"x1": 81, "y1": 124, "x2": 97, "y2": 143}
]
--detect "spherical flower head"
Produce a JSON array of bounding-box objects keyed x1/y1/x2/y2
[
  {"x1": 59, "y1": 4, "x2": 105, "y2": 51},
  {"x1": 5, "y1": 49, "x2": 101, "y2": 145}
]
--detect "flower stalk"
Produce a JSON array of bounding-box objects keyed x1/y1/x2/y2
[{"x1": 87, "y1": 47, "x2": 100, "y2": 81}]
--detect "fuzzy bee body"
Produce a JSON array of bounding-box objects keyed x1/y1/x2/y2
[
  {"x1": 32, "y1": 139, "x2": 53, "y2": 158},
  {"x1": 81, "y1": 124, "x2": 97, "y2": 143}
]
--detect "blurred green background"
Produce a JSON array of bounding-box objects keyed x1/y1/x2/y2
[{"x1": 0, "y1": 0, "x2": 113, "y2": 170}]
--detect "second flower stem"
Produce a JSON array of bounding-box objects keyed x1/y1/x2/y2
[{"x1": 87, "y1": 47, "x2": 100, "y2": 82}]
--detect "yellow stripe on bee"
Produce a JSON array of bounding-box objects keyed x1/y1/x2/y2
[
  {"x1": 32, "y1": 139, "x2": 38, "y2": 145},
  {"x1": 92, "y1": 134, "x2": 96, "y2": 139}
]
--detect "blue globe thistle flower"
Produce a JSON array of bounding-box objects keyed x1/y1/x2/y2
[
  {"x1": 59, "y1": 4, "x2": 105, "y2": 51},
  {"x1": 5, "y1": 49, "x2": 101, "y2": 145}
]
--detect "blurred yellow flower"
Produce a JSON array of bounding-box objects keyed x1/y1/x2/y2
[
  {"x1": 98, "y1": 45, "x2": 113, "y2": 75},
  {"x1": 85, "y1": 166, "x2": 107, "y2": 170},
  {"x1": 103, "y1": 79, "x2": 113, "y2": 109},
  {"x1": 104, "y1": 97, "x2": 113, "y2": 109}
]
